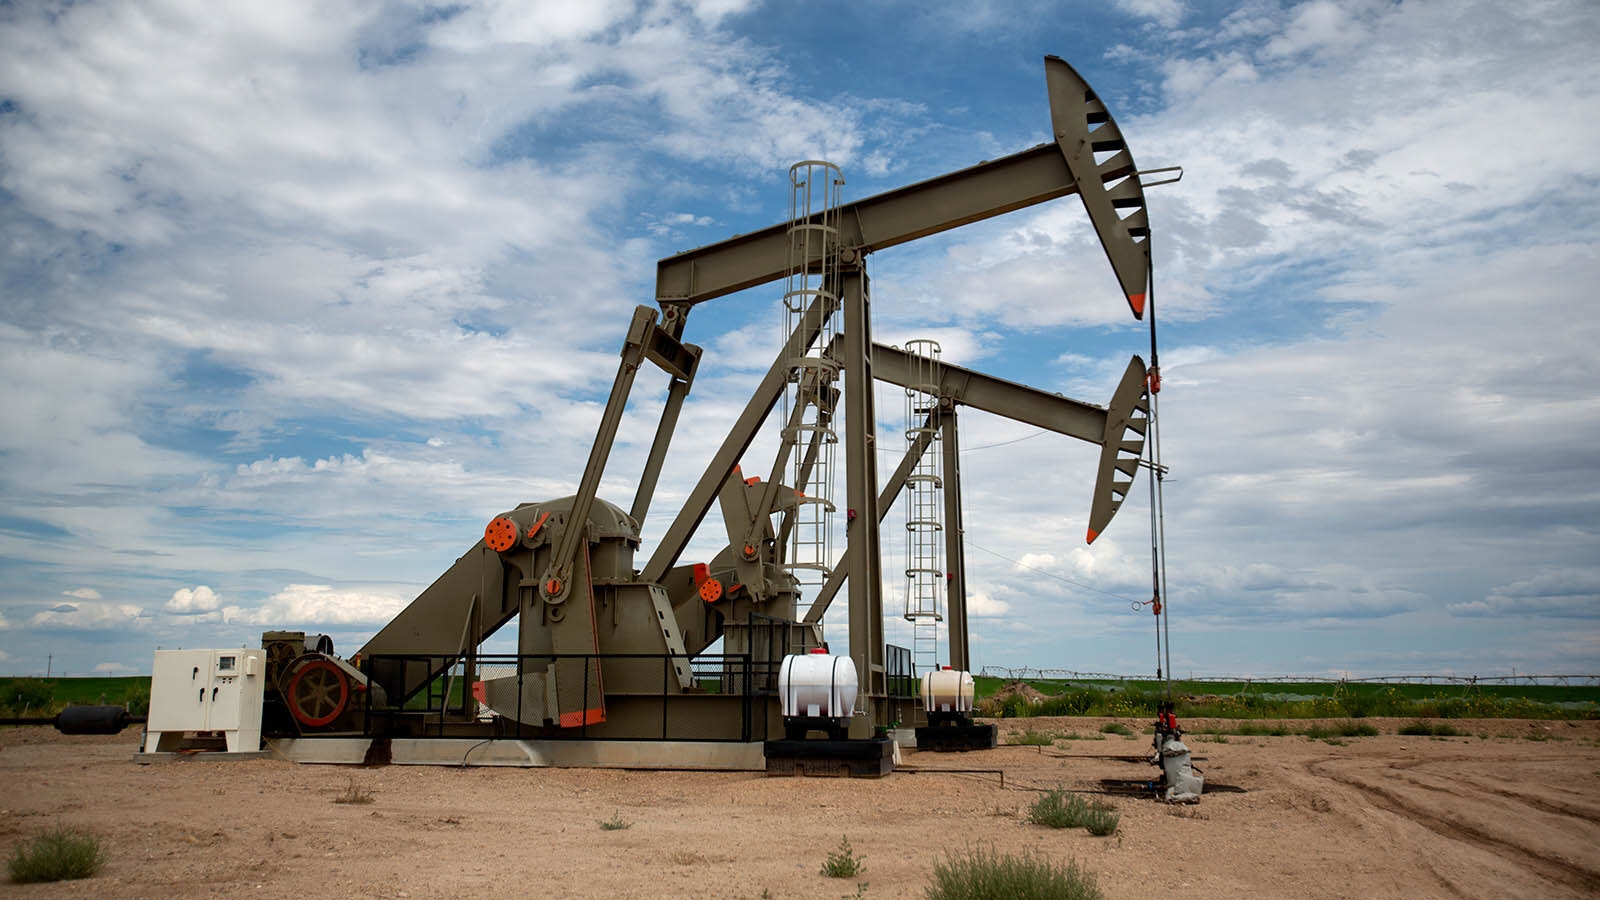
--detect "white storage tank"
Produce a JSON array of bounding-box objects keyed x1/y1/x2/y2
[
  {"x1": 921, "y1": 667, "x2": 975, "y2": 717},
  {"x1": 779, "y1": 649, "x2": 858, "y2": 723}
]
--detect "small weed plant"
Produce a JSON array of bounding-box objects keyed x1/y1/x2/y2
[
  {"x1": 1399, "y1": 721, "x2": 1461, "y2": 737},
  {"x1": 1082, "y1": 801, "x2": 1120, "y2": 837},
  {"x1": 333, "y1": 779, "x2": 374, "y2": 804},
  {"x1": 925, "y1": 846, "x2": 1103, "y2": 900},
  {"x1": 1099, "y1": 722, "x2": 1133, "y2": 736},
  {"x1": 8, "y1": 826, "x2": 104, "y2": 884},
  {"x1": 1028, "y1": 788, "x2": 1119, "y2": 836},
  {"x1": 1303, "y1": 721, "x2": 1379, "y2": 740},
  {"x1": 821, "y1": 835, "x2": 865, "y2": 878},
  {"x1": 1233, "y1": 722, "x2": 1289, "y2": 737},
  {"x1": 1028, "y1": 788, "x2": 1089, "y2": 828},
  {"x1": 1012, "y1": 730, "x2": 1055, "y2": 746},
  {"x1": 599, "y1": 812, "x2": 631, "y2": 831}
]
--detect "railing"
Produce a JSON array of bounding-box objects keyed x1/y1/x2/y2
[
  {"x1": 887, "y1": 643, "x2": 916, "y2": 699},
  {"x1": 360, "y1": 651, "x2": 778, "y2": 742}
]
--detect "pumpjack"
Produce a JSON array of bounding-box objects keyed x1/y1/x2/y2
[{"x1": 261, "y1": 56, "x2": 1162, "y2": 764}]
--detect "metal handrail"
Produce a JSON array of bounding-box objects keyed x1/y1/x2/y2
[{"x1": 359, "y1": 651, "x2": 778, "y2": 742}]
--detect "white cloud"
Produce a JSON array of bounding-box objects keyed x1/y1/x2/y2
[
  {"x1": 1264, "y1": 1, "x2": 1369, "y2": 59},
  {"x1": 246, "y1": 584, "x2": 410, "y2": 627},
  {"x1": 93, "y1": 661, "x2": 136, "y2": 674},
  {"x1": 29, "y1": 602, "x2": 148, "y2": 631},
  {"x1": 0, "y1": 0, "x2": 1596, "y2": 680},
  {"x1": 166, "y1": 586, "x2": 222, "y2": 614},
  {"x1": 966, "y1": 591, "x2": 1012, "y2": 618},
  {"x1": 1450, "y1": 571, "x2": 1600, "y2": 619},
  {"x1": 1114, "y1": 0, "x2": 1187, "y2": 29},
  {"x1": 63, "y1": 588, "x2": 102, "y2": 600},
  {"x1": 1014, "y1": 552, "x2": 1057, "y2": 572}
]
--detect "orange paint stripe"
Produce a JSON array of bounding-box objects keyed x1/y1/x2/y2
[{"x1": 558, "y1": 707, "x2": 606, "y2": 728}]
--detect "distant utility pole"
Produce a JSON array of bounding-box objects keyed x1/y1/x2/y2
[{"x1": 46, "y1": 654, "x2": 52, "y2": 678}]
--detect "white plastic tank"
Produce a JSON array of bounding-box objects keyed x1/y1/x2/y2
[
  {"x1": 920, "y1": 666, "x2": 975, "y2": 714},
  {"x1": 779, "y1": 649, "x2": 858, "y2": 720}
]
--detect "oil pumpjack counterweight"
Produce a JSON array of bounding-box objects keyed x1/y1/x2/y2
[{"x1": 260, "y1": 56, "x2": 1163, "y2": 758}]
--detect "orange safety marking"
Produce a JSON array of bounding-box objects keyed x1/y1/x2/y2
[
  {"x1": 699, "y1": 578, "x2": 724, "y2": 603},
  {"x1": 1086, "y1": 527, "x2": 1100, "y2": 544},
  {"x1": 744, "y1": 476, "x2": 760, "y2": 485},
  {"x1": 691, "y1": 562, "x2": 710, "y2": 585},
  {"x1": 545, "y1": 578, "x2": 563, "y2": 595},
  {"x1": 524, "y1": 510, "x2": 551, "y2": 542},
  {"x1": 559, "y1": 707, "x2": 606, "y2": 728},
  {"x1": 1127, "y1": 292, "x2": 1146, "y2": 318},
  {"x1": 1146, "y1": 367, "x2": 1162, "y2": 394},
  {"x1": 484, "y1": 516, "x2": 519, "y2": 552}
]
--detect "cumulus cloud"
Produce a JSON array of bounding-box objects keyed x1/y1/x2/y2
[
  {"x1": 245, "y1": 584, "x2": 410, "y2": 627},
  {"x1": 1263, "y1": 1, "x2": 1370, "y2": 59},
  {"x1": 967, "y1": 591, "x2": 1012, "y2": 618},
  {"x1": 1012, "y1": 552, "x2": 1057, "y2": 572},
  {"x1": 1114, "y1": 0, "x2": 1187, "y2": 29},
  {"x1": 1, "y1": 0, "x2": 1596, "y2": 679},
  {"x1": 29, "y1": 602, "x2": 148, "y2": 631},
  {"x1": 1449, "y1": 572, "x2": 1600, "y2": 619},
  {"x1": 166, "y1": 586, "x2": 222, "y2": 614}
]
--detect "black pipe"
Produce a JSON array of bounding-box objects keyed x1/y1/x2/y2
[{"x1": 0, "y1": 705, "x2": 144, "y2": 734}]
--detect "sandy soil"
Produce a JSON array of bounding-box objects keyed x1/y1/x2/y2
[{"x1": 3, "y1": 717, "x2": 1598, "y2": 899}]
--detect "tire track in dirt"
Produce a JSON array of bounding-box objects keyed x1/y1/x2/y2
[
  {"x1": 1286, "y1": 756, "x2": 1469, "y2": 900},
  {"x1": 1393, "y1": 767, "x2": 1600, "y2": 823},
  {"x1": 1383, "y1": 751, "x2": 1600, "y2": 821},
  {"x1": 1305, "y1": 757, "x2": 1600, "y2": 896}
]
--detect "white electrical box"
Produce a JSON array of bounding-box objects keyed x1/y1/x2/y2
[{"x1": 143, "y1": 648, "x2": 266, "y2": 754}]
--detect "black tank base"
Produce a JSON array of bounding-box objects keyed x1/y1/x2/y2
[
  {"x1": 764, "y1": 736, "x2": 895, "y2": 778},
  {"x1": 914, "y1": 723, "x2": 998, "y2": 752}
]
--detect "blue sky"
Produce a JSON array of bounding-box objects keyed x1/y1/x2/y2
[{"x1": 1, "y1": 0, "x2": 1596, "y2": 679}]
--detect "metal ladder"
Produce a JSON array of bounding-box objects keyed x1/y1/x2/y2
[
  {"x1": 779, "y1": 161, "x2": 845, "y2": 586},
  {"x1": 902, "y1": 339, "x2": 945, "y2": 674}
]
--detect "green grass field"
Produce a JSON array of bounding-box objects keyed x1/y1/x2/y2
[
  {"x1": 973, "y1": 675, "x2": 1599, "y2": 720},
  {"x1": 5, "y1": 674, "x2": 1595, "y2": 721},
  {"x1": 1, "y1": 676, "x2": 151, "y2": 716}
]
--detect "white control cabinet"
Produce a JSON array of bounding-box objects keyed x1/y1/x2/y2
[{"x1": 143, "y1": 649, "x2": 266, "y2": 753}]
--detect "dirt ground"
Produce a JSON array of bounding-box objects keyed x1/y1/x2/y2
[{"x1": 3, "y1": 716, "x2": 1597, "y2": 899}]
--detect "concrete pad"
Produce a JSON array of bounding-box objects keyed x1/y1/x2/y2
[
  {"x1": 267, "y1": 737, "x2": 374, "y2": 765},
  {"x1": 389, "y1": 738, "x2": 765, "y2": 770},
  {"x1": 133, "y1": 750, "x2": 273, "y2": 764},
  {"x1": 268, "y1": 736, "x2": 765, "y2": 770}
]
